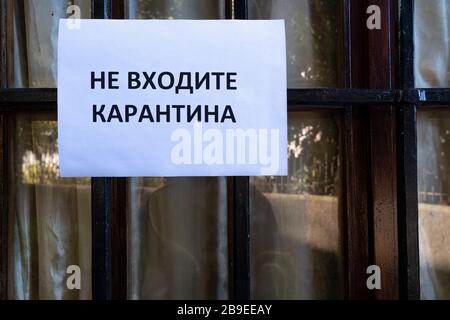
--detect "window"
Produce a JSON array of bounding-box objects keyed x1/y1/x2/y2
[
  {"x1": 7, "y1": 115, "x2": 91, "y2": 299},
  {"x1": 414, "y1": 0, "x2": 450, "y2": 300},
  {"x1": 248, "y1": 0, "x2": 345, "y2": 299},
  {"x1": 124, "y1": 0, "x2": 228, "y2": 300},
  {"x1": 0, "y1": 0, "x2": 445, "y2": 300},
  {"x1": 3, "y1": 0, "x2": 93, "y2": 300}
]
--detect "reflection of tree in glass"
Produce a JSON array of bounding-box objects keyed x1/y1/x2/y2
[
  {"x1": 17, "y1": 120, "x2": 89, "y2": 185},
  {"x1": 22, "y1": 150, "x2": 58, "y2": 184},
  {"x1": 288, "y1": 115, "x2": 340, "y2": 195},
  {"x1": 130, "y1": 0, "x2": 223, "y2": 19},
  {"x1": 254, "y1": 113, "x2": 341, "y2": 196},
  {"x1": 418, "y1": 114, "x2": 450, "y2": 205},
  {"x1": 249, "y1": 0, "x2": 339, "y2": 88}
]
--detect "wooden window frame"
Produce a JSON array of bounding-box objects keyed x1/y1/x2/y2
[{"x1": 0, "y1": 0, "x2": 439, "y2": 300}]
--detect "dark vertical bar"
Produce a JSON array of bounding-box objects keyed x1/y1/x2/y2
[
  {"x1": 91, "y1": 178, "x2": 112, "y2": 300},
  {"x1": 92, "y1": 0, "x2": 127, "y2": 301},
  {"x1": 0, "y1": 0, "x2": 10, "y2": 300},
  {"x1": 397, "y1": 105, "x2": 419, "y2": 299},
  {"x1": 343, "y1": 107, "x2": 371, "y2": 300},
  {"x1": 399, "y1": 0, "x2": 414, "y2": 89},
  {"x1": 340, "y1": 0, "x2": 352, "y2": 88},
  {"x1": 230, "y1": 177, "x2": 250, "y2": 300},
  {"x1": 226, "y1": 0, "x2": 250, "y2": 300},
  {"x1": 0, "y1": 0, "x2": 7, "y2": 87},
  {"x1": 0, "y1": 113, "x2": 5, "y2": 300},
  {"x1": 397, "y1": 0, "x2": 420, "y2": 300},
  {"x1": 342, "y1": 0, "x2": 371, "y2": 299},
  {"x1": 110, "y1": 177, "x2": 127, "y2": 299},
  {"x1": 348, "y1": 0, "x2": 401, "y2": 299},
  {"x1": 93, "y1": 0, "x2": 112, "y2": 19},
  {"x1": 112, "y1": 0, "x2": 125, "y2": 19},
  {"x1": 0, "y1": 0, "x2": 5, "y2": 301},
  {"x1": 225, "y1": 1, "x2": 234, "y2": 300},
  {"x1": 234, "y1": 0, "x2": 248, "y2": 19},
  {"x1": 0, "y1": 116, "x2": 7, "y2": 301},
  {"x1": 365, "y1": 0, "x2": 399, "y2": 299},
  {"x1": 111, "y1": 0, "x2": 127, "y2": 301},
  {"x1": 225, "y1": 0, "x2": 233, "y2": 19},
  {"x1": 91, "y1": 0, "x2": 113, "y2": 300}
]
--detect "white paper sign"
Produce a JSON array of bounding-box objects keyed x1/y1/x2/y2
[{"x1": 58, "y1": 19, "x2": 287, "y2": 177}]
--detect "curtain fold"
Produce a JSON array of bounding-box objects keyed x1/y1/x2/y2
[
  {"x1": 9, "y1": 0, "x2": 93, "y2": 300},
  {"x1": 12, "y1": 0, "x2": 91, "y2": 88},
  {"x1": 414, "y1": 0, "x2": 450, "y2": 88},
  {"x1": 128, "y1": 178, "x2": 228, "y2": 299},
  {"x1": 8, "y1": 116, "x2": 91, "y2": 300}
]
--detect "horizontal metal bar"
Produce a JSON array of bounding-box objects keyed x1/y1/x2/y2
[
  {"x1": 404, "y1": 88, "x2": 450, "y2": 105},
  {"x1": 3, "y1": 88, "x2": 450, "y2": 110},
  {"x1": 0, "y1": 88, "x2": 56, "y2": 103},
  {"x1": 288, "y1": 88, "x2": 400, "y2": 105},
  {"x1": 0, "y1": 88, "x2": 56, "y2": 112},
  {"x1": 0, "y1": 88, "x2": 397, "y2": 107}
]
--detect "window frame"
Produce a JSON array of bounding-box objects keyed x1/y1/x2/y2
[{"x1": 0, "y1": 0, "x2": 441, "y2": 300}]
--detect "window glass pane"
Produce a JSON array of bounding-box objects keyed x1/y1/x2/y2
[
  {"x1": 414, "y1": 0, "x2": 450, "y2": 87},
  {"x1": 249, "y1": 0, "x2": 343, "y2": 300},
  {"x1": 126, "y1": 0, "x2": 225, "y2": 19},
  {"x1": 7, "y1": 115, "x2": 91, "y2": 299},
  {"x1": 11, "y1": 0, "x2": 92, "y2": 88},
  {"x1": 248, "y1": 0, "x2": 340, "y2": 88},
  {"x1": 125, "y1": 1, "x2": 228, "y2": 300},
  {"x1": 128, "y1": 177, "x2": 228, "y2": 299},
  {"x1": 250, "y1": 111, "x2": 344, "y2": 299},
  {"x1": 418, "y1": 110, "x2": 450, "y2": 299}
]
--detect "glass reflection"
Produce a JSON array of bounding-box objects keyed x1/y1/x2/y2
[
  {"x1": 414, "y1": 0, "x2": 450, "y2": 88},
  {"x1": 126, "y1": 0, "x2": 225, "y2": 19},
  {"x1": 125, "y1": 0, "x2": 228, "y2": 300},
  {"x1": 250, "y1": 111, "x2": 344, "y2": 299},
  {"x1": 128, "y1": 177, "x2": 228, "y2": 299},
  {"x1": 8, "y1": 115, "x2": 91, "y2": 300},
  {"x1": 418, "y1": 110, "x2": 450, "y2": 299},
  {"x1": 11, "y1": 0, "x2": 92, "y2": 88},
  {"x1": 249, "y1": 0, "x2": 339, "y2": 88}
]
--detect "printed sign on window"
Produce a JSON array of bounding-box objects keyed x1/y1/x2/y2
[{"x1": 58, "y1": 19, "x2": 287, "y2": 177}]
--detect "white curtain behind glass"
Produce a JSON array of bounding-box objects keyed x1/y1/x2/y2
[
  {"x1": 12, "y1": 0, "x2": 90, "y2": 88},
  {"x1": 8, "y1": 117, "x2": 91, "y2": 300},
  {"x1": 415, "y1": 0, "x2": 450, "y2": 87},
  {"x1": 126, "y1": 0, "x2": 228, "y2": 300},
  {"x1": 128, "y1": 177, "x2": 228, "y2": 299},
  {"x1": 249, "y1": 0, "x2": 338, "y2": 88},
  {"x1": 415, "y1": 0, "x2": 450, "y2": 300},
  {"x1": 9, "y1": 1, "x2": 92, "y2": 300}
]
